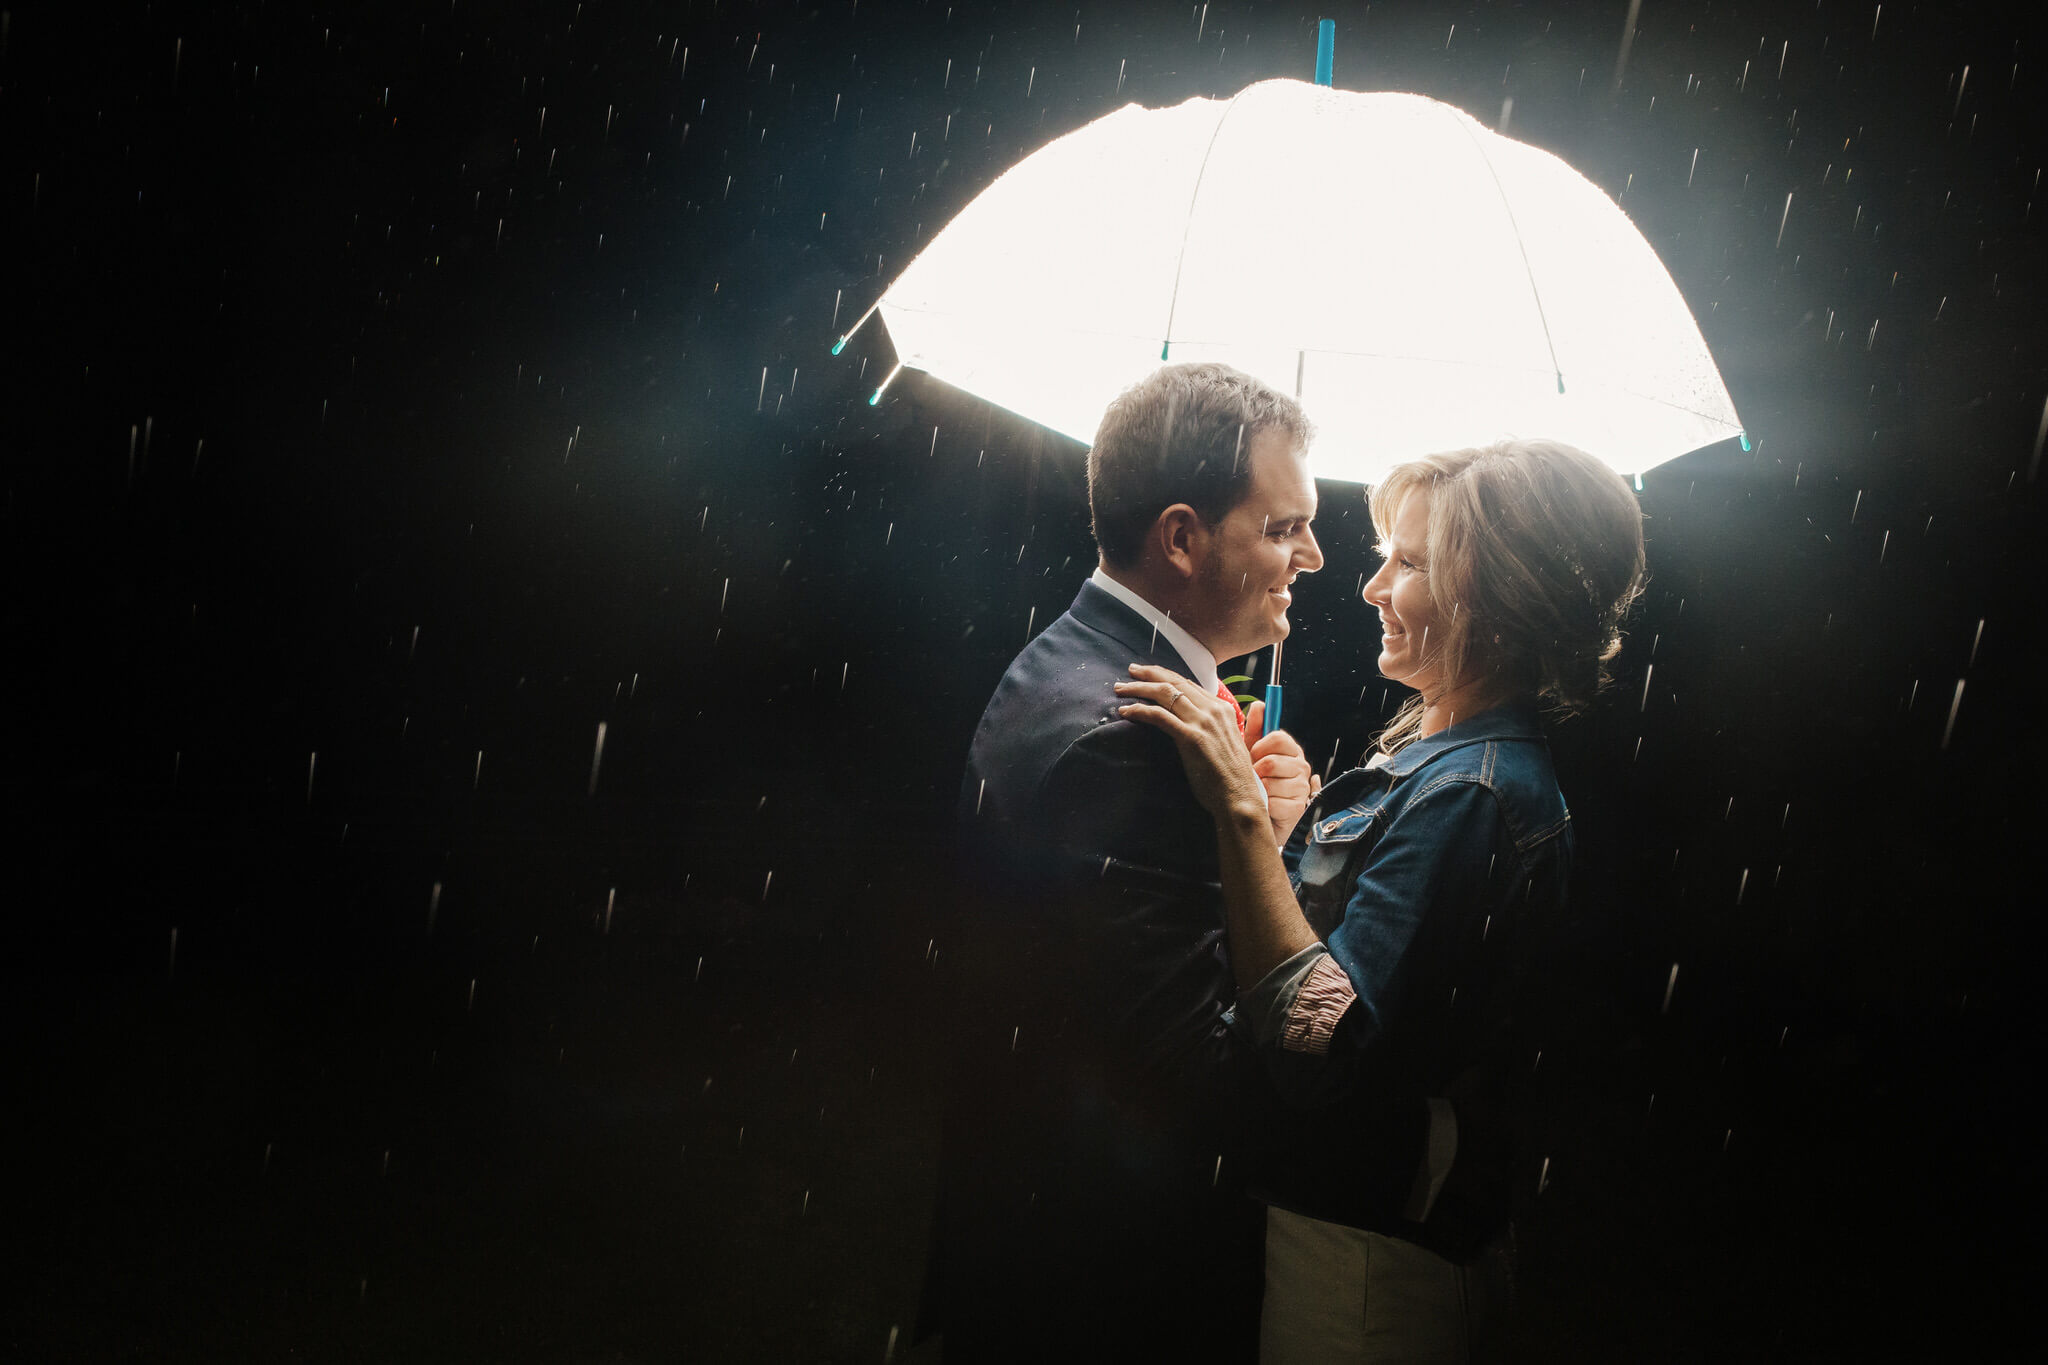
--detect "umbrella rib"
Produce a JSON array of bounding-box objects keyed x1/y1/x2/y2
[
  {"x1": 1158, "y1": 89, "x2": 1252, "y2": 362},
  {"x1": 1446, "y1": 108, "x2": 1566, "y2": 395}
]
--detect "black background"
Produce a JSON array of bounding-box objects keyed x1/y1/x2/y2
[{"x1": 8, "y1": 1, "x2": 2044, "y2": 1359}]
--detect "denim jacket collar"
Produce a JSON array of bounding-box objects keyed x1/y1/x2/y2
[{"x1": 1377, "y1": 699, "x2": 1548, "y2": 779}]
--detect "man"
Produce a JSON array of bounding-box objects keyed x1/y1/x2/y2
[{"x1": 923, "y1": 363, "x2": 1325, "y2": 1362}]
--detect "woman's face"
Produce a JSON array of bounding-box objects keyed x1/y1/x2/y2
[{"x1": 1363, "y1": 491, "x2": 1446, "y2": 696}]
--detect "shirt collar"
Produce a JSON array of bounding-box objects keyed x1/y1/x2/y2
[{"x1": 1089, "y1": 566, "x2": 1222, "y2": 696}]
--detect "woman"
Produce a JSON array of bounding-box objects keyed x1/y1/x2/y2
[{"x1": 1113, "y1": 438, "x2": 1648, "y2": 1362}]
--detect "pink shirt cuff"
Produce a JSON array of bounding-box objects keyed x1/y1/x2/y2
[{"x1": 1279, "y1": 953, "x2": 1356, "y2": 1055}]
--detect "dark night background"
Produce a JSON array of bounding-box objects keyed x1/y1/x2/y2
[{"x1": 8, "y1": 0, "x2": 2045, "y2": 1359}]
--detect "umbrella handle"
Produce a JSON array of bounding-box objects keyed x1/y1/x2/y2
[{"x1": 1263, "y1": 683, "x2": 1283, "y2": 736}]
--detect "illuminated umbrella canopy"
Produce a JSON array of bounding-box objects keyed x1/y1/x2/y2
[{"x1": 860, "y1": 78, "x2": 1742, "y2": 484}]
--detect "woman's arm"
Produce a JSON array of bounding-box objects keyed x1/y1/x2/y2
[
  {"x1": 1114, "y1": 664, "x2": 1318, "y2": 990},
  {"x1": 1211, "y1": 803, "x2": 1319, "y2": 991}
]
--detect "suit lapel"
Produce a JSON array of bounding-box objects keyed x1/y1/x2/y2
[{"x1": 1066, "y1": 580, "x2": 1201, "y2": 678}]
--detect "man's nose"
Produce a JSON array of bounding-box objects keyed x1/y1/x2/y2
[{"x1": 1298, "y1": 527, "x2": 1326, "y2": 573}]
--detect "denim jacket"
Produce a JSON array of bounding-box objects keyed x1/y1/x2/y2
[{"x1": 1241, "y1": 700, "x2": 1572, "y2": 1254}]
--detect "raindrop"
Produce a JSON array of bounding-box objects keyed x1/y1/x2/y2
[
  {"x1": 1661, "y1": 962, "x2": 1680, "y2": 1014},
  {"x1": 588, "y1": 722, "x2": 607, "y2": 796},
  {"x1": 2030, "y1": 396, "x2": 2046, "y2": 481}
]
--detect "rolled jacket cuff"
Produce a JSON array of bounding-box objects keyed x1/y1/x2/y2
[
  {"x1": 1236, "y1": 941, "x2": 1328, "y2": 1045},
  {"x1": 1279, "y1": 953, "x2": 1356, "y2": 1056}
]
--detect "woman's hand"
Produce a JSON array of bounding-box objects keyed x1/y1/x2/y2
[
  {"x1": 1245, "y1": 700, "x2": 1322, "y2": 847},
  {"x1": 1118, "y1": 664, "x2": 1321, "y2": 989},
  {"x1": 1114, "y1": 664, "x2": 1268, "y2": 826}
]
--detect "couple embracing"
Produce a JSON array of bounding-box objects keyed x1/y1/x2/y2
[{"x1": 923, "y1": 363, "x2": 1647, "y2": 1363}]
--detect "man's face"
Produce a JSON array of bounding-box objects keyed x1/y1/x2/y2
[{"x1": 1190, "y1": 428, "x2": 1324, "y2": 663}]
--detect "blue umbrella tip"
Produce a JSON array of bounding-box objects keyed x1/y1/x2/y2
[
  {"x1": 1634, "y1": 472, "x2": 1645, "y2": 492},
  {"x1": 831, "y1": 336, "x2": 848, "y2": 356},
  {"x1": 1739, "y1": 431, "x2": 1753, "y2": 451},
  {"x1": 868, "y1": 389, "x2": 883, "y2": 406}
]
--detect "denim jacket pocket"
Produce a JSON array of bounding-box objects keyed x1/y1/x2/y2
[{"x1": 1295, "y1": 804, "x2": 1385, "y2": 939}]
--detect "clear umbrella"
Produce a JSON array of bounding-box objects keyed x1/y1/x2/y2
[{"x1": 843, "y1": 77, "x2": 1744, "y2": 488}]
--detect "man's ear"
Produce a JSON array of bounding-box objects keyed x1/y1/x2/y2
[{"x1": 1152, "y1": 504, "x2": 1207, "y2": 581}]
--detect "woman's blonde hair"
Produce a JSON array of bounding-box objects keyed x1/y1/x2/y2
[{"x1": 1370, "y1": 438, "x2": 1648, "y2": 755}]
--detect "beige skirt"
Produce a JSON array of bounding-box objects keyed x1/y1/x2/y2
[{"x1": 1259, "y1": 1207, "x2": 1515, "y2": 1364}]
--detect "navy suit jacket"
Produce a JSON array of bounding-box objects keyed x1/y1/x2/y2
[
  {"x1": 957, "y1": 578, "x2": 1246, "y2": 1093},
  {"x1": 925, "y1": 579, "x2": 1264, "y2": 1361}
]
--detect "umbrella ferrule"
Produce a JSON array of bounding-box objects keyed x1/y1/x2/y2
[
  {"x1": 832, "y1": 297, "x2": 884, "y2": 356},
  {"x1": 869, "y1": 361, "x2": 906, "y2": 406}
]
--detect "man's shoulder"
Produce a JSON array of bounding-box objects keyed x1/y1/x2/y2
[
  {"x1": 962, "y1": 603, "x2": 1208, "y2": 860},
  {"x1": 971, "y1": 598, "x2": 1155, "y2": 744}
]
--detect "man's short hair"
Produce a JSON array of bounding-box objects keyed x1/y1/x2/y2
[{"x1": 1087, "y1": 363, "x2": 1314, "y2": 568}]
